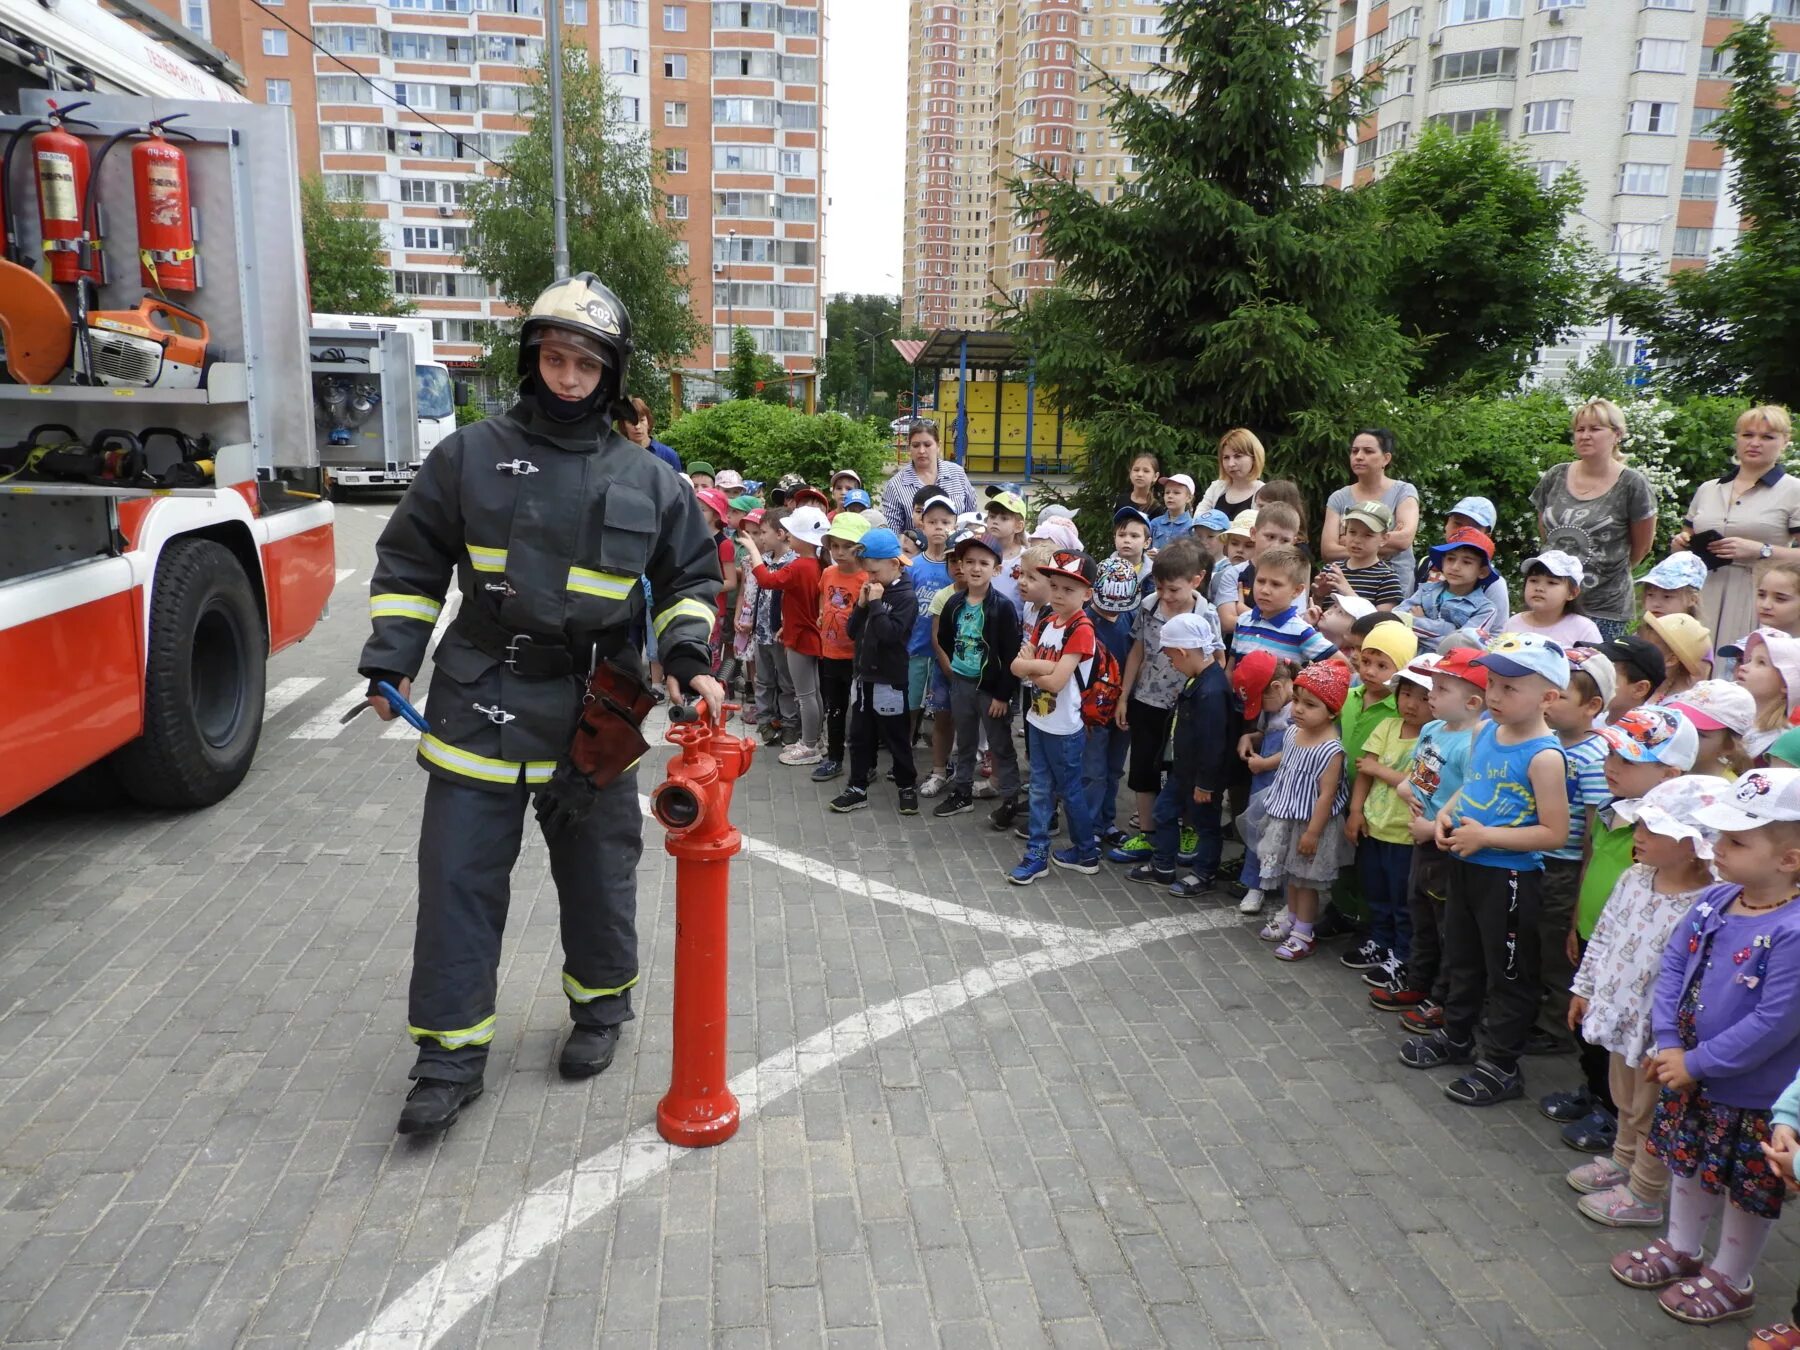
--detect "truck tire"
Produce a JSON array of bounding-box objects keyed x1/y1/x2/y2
[{"x1": 111, "y1": 538, "x2": 266, "y2": 809}]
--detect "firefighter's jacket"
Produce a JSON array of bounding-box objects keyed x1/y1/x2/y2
[{"x1": 359, "y1": 402, "x2": 722, "y2": 791}]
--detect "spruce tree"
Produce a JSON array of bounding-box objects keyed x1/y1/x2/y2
[{"x1": 1005, "y1": 0, "x2": 1413, "y2": 517}]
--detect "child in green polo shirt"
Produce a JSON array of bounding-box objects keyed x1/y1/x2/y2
[{"x1": 1335, "y1": 613, "x2": 1417, "y2": 968}]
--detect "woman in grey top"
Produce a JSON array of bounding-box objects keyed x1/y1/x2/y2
[
  {"x1": 1529, "y1": 398, "x2": 1657, "y2": 643},
  {"x1": 1320, "y1": 428, "x2": 1421, "y2": 595}
]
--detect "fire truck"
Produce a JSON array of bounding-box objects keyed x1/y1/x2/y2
[{"x1": 0, "y1": 0, "x2": 335, "y2": 813}]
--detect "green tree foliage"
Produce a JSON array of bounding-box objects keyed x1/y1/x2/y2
[
  {"x1": 661, "y1": 402, "x2": 891, "y2": 488},
  {"x1": 463, "y1": 42, "x2": 705, "y2": 402},
  {"x1": 1002, "y1": 0, "x2": 1415, "y2": 524},
  {"x1": 1607, "y1": 17, "x2": 1800, "y2": 402},
  {"x1": 724, "y1": 326, "x2": 790, "y2": 404},
  {"x1": 299, "y1": 177, "x2": 412, "y2": 317},
  {"x1": 822, "y1": 294, "x2": 920, "y2": 415},
  {"x1": 1374, "y1": 122, "x2": 1597, "y2": 393}
]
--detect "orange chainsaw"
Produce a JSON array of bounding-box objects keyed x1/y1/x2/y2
[{"x1": 75, "y1": 295, "x2": 208, "y2": 388}]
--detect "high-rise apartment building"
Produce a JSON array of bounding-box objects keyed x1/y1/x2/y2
[
  {"x1": 158, "y1": 0, "x2": 824, "y2": 383},
  {"x1": 903, "y1": 0, "x2": 1172, "y2": 333},
  {"x1": 1326, "y1": 0, "x2": 1800, "y2": 370}
]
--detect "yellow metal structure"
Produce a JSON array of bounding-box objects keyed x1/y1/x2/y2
[{"x1": 936, "y1": 377, "x2": 1085, "y2": 477}]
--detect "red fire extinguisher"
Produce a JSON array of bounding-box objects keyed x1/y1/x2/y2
[
  {"x1": 132, "y1": 117, "x2": 196, "y2": 294},
  {"x1": 32, "y1": 101, "x2": 100, "y2": 285}
]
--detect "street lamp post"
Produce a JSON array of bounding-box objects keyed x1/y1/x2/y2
[{"x1": 545, "y1": 4, "x2": 568, "y2": 282}]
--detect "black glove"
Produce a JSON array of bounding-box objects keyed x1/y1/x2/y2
[
  {"x1": 534, "y1": 761, "x2": 600, "y2": 837},
  {"x1": 662, "y1": 652, "x2": 710, "y2": 692},
  {"x1": 360, "y1": 669, "x2": 407, "y2": 698}
]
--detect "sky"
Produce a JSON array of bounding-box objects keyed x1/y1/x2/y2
[{"x1": 823, "y1": 3, "x2": 906, "y2": 300}]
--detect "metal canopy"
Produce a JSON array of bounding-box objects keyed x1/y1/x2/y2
[{"x1": 903, "y1": 329, "x2": 1023, "y2": 372}]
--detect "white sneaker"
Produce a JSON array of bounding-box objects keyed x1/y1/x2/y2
[
  {"x1": 778, "y1": 742, "x2": 822, "y2": 767},
  {"x1": 972, "y1": 778, "x2": 1000, "y2": 799},
  {"x1": 918, "y1": 771, "x2": 949, "y2": 798},
  {"x1": 1238, "y1": 887, "x2": 1266, "y2": 916}
]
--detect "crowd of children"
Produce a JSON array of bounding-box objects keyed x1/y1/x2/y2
[{"x1": 695, "y1": 413, "x2": 1800, "y2": 1335}]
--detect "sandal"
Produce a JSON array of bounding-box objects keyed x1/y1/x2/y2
[
  {"x1": 1611, "y1": 1238, "x2": 1704, "y2": 1291},
  {"x1": 1443, "y1": 1060, "x2": 1523, "y2": 1107},
  {"x1": 1659, "y1": 1267, "x2": 1755, "y2": 1325},
  {"x1": 1751, "y1": 1322, "x2": 1800, "y2": 1349},
  {"x1": 1273, "y1": 933, "x2": 1315, "y2": 962}
]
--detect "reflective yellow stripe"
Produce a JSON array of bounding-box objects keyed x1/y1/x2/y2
[
  {"x1": 566, "y1": 566, "x2": 637, "y2": 600},
  {"x1": 561, "y1": 971, "x2": 640, "y2": 1002},
  {"x1": 418, "y1": 733, "x2": 556, "y2": 785},
  {"x1": 407, "y1": 1015, "x2": 496, "y2": 1049},
  {"x1": 467, "y1": 544, "x2": 508, "y2": 573},
  {"x1": 370, "y1": 592, "x2": 443, "y2": 622},
  {"x1": 654, "y1": 597, "x2": 716, "y2": 637}
]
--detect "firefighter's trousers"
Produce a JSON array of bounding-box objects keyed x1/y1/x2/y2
[{"x1": 408, "y1": 769, "x2": 642, "y2": 1083}]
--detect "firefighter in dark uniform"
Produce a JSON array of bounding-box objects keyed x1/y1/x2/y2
[{"x1": 358, "y1": 273, "x2": 724, "y2": 1136}]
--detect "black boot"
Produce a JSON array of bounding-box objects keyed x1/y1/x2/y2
[
  {"x1": 397, "y1": 1078, "x2": 483, "y2": 1135},
  {"x1": 558, "y1": 1024, "x2": 621, "y2": 1079}
]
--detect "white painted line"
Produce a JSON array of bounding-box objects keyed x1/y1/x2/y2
[
  {"x1": 384, "y1": 717, "x2": 422, "y2": 742},
  {"x1": 340, "y1": 906, "x2": 1237, "y2": 1350},
  {"x1": 291, "y1": 683, "x2": 372, "y2": 739},
  {"x1": 262, "y1": 676, "x2": 324, "y2": 722},
  {"x1": 336, "y1": 568, "x2": 357, "y2": 585}
]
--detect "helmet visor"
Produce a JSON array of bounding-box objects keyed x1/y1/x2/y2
[{"x1": 527, "y1": 324, "x2": 611, "y2": 366}]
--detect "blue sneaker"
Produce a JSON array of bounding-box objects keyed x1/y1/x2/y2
[
  {"x1": 1009, "y1": 853, "x2": 1049, "y2": 886},
  {"x1": 1051, "y1": 846, "x2": 1101, "y2": 875},
  {"x1": 1105, "y1": 832, "x2": 1155, "y2": 864},
  {"x1": 810, "y1": 758, "x2": 843, "y2": 782}
]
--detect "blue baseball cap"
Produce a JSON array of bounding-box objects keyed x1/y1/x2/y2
[
  {"x1": 857, "y1": 527, "x2": 902, "y2": 560},
  {"x1": 1113, "y1": 505, "x2": 1153, "y2": 532},
  {"x1": 1194, "y1": 509, "x2": 1232, "y2": 533},
  {"x1": 1448, "y1": 496, "x2": 1497, "y2": 530},
  {"x1": 1474, "y1": 632, "x2": 1570, "y2": 689},
  {"x1": 842, "y1": 487, "x2": 872, "y2": 510}
]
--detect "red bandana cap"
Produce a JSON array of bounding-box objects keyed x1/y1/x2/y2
[{"x1": 1295, "y1": 658, "x2": 1351, "y2": 715}]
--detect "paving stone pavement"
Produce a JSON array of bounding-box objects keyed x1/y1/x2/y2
[{"x1": 0, "y1": 500, "x2": 1791, "y2": 1348}]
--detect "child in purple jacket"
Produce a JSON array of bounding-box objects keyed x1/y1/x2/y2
[{"x1": 1609, "y1": 767, "x2": 1800, "y2": 1327}]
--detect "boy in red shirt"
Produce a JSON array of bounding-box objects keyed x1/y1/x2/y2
[
  {"x1": 815, "y1": 513, "x2": 871, "y2": 782},
  {"x1": 740, "y1": 503, "x2": 829, "y2": 765}
]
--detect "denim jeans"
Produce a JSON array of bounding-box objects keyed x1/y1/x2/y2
[
  {"x1": 1357, "y1": 837, "x2": 1415, "y2": 960},
  {"x1": 1082, "y1": 721, "x2": 1130, "y2": 833},
  {"x1": 1026, "y1": 724, "x2": 1095, "y2": 859},
  {"x1": 1237, "y1": 792, "x2": 1266, "y2": 890},
  {"x1": 1151, "y1": 779, "x2": 1222, "y2": 875}
]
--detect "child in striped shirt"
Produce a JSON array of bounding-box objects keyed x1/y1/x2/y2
[
  {"x1": 1255, "y1": 659, "x2": 1352, "y2": 962},
  {"x1": 1231, "y1": 545, "x2": 1336, "y2": 670}
]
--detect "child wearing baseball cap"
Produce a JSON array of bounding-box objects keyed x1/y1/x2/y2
[
  {"x1": 1401, "y1": 632, "x2": 1570, "y2": 1107},
  {"x1": 1317, "y1": 499, "x2": 1404, "y2": 612},
  {"x1": 1151, "y1": 474, "x2": 1196, "y2": 552},
  {"x1": 1608, "y1": 767, "x2": 1800, "y2": 1325},
  {"x1": 1505, "y1": 551, "x2": 1604, "y2": 649},
  {"x1": 1637, "y1": 553, "x2": 1708, "y2": 623},
  {"x1": 830, "y1": 529, "x2": 920, "y2": 816},
  {"x1": 1254, "y1": 659, "x2": 1352, "y2": 961},
  {"x1": 1566, "y1": 775, "x2": 1727, "y2": 1230},
  {"x1": 1668, "y1": 679, "x2": 1755, "y2": 779},
  {"x1": 1345, "y1": 648, "x2": 1432, "y2": 989},
  {"x1": 983, "y1": 490, "x2": 1029, "y2": 611},
  {"x1": 1733, "y1": 628, "x2": 1800, "y2": 763},
  {"x1": 1008, "y1": 551, "x2": 1105, "y2": 884},
  {"x1": 1128, "y1": 611, "x2": 1228, "y2": 893},
  {"x1": 1407, "y1": 528, "x2": 1501, "y2": 643},
  {"x1": 1371, "y1": 649, "x2": 1489, "y2": 1025},
  {"x1": 741, "y1": 504, "x2": 828, "y2": 766}
]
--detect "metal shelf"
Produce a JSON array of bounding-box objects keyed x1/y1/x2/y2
[
  {"x1": 0, "y1": 361, "x2": 249, "y2": 405},
  {"x1": 0, "y1": 481, "x2": 218, "y2": 499}
]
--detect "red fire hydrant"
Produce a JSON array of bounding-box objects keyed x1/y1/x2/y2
[{"x1": 652, "y1": 702, "x2": 756, "y2": 1147}]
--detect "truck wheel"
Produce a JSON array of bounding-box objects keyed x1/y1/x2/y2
[{"x1": 112, "y1": 538, "x2": 266, "y2": 809}]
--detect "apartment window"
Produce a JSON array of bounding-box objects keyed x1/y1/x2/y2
[
  {"x1": 1637, "y1": 38, "x2": 1687, "y2": 73},
  {"x1": 1431, "y1": 107, "x2": 1510, "y2": 133},
  {"x1": 1682, "y1": 167, "x2": 1721, "y2": 199},
  {"x1": 398, "y1": 179, "x2": 438, "y2": 204},
  {"x1": 619, "y1": 96, "x2": 642, "y2": 122},
  {"x1": 1614, "y1": 221, "x2": 1663, "y2": 253},
  {"x1": 261, "y1": 28, "x2": 287, "y2": 55},
  {"x1": 1527, "y1": 159, "x2": 1569, "y2": 189},
  {"x1": 400, "y1": 226, "x2": 442, "y2": 250},
  {"x1": 663, "y1": 3, "x2": 686, "y2": 28},
  {"x1": 1530, "y1": 37, "x2": 1581, "y2": 72},
  {"x1": 663, "y1": 53, "x2": 687, "y2": 78},
  {"x1": 607, "y1": 0, "x2": 642, "y2": 20},
  {"x1": 1644, "y1": 0, "x2": 1694, "y2": 9},
  {"x1": 1673, "y1": 226, "x2": 1713, "y2": 258},
  {"x1": 610, "y1": 46, "x2": 639, "y2": 74},
  {"x1": 664, "y1": 101, "x2": 687, "y2": 126},
  {"x1": 1700, "y1": 45, "x2": 1733, "y2": 76},
  {"x1": 1389, "y1": 6, "x2": 1422, "y2": 36},
  {"x1": 1626, "y1": 100, "x2": 1679, "y2": 133},
  {"x1": 1538, "y1": 0, "x2": 1583, "y2": 8},
  {"x1": 1692, "y1": 107, "x2": 1725, "y2": 138},
  {"x1": 1523, "y1": 99, "x2": 1572, "y2": 132},
  {"x1": 1443, "y1": 0, "x2": 1521, "y2": 21},
  {"x1": 322, "y1": 124, "x2": 378, "y2": 151},
  {"x1": 1706, "y1": 0, "x2": 1744, "y2": 14},
  {"x1": 664, "y1": 148, "x2": 687, "y2": 173},
  {"x1": 182, "y1": 0, "x2": 209, "y2": 36},
  {"x1": 264, "y1": 78, "x2": 291, "y2": 104},
  {"x1": 667, "y1": 194, "x2": 688, "y2": 219},
  {"x1": 1618, "y1": 162, "x2": 1670, "y2": 195},
  {"x1": 1432, "y1": 47, "x2": 1517, "y2": 83},
  {"x1": 1775, "y1": 51, "x2": 1800, "y2": 82},
  {"x1": 1775, "y1": 0, "x2": 1800, "y2": 17},
  {"x1": 779, "y1": 149, "x2": 807, "y2": 175},
  {"x1": 323, "y1": 173, "x2": 379, "y2": 201}
]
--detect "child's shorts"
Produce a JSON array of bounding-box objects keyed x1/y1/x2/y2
[{"x1": 908, "y1": 654, "x2": 950, "y2": 713}]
